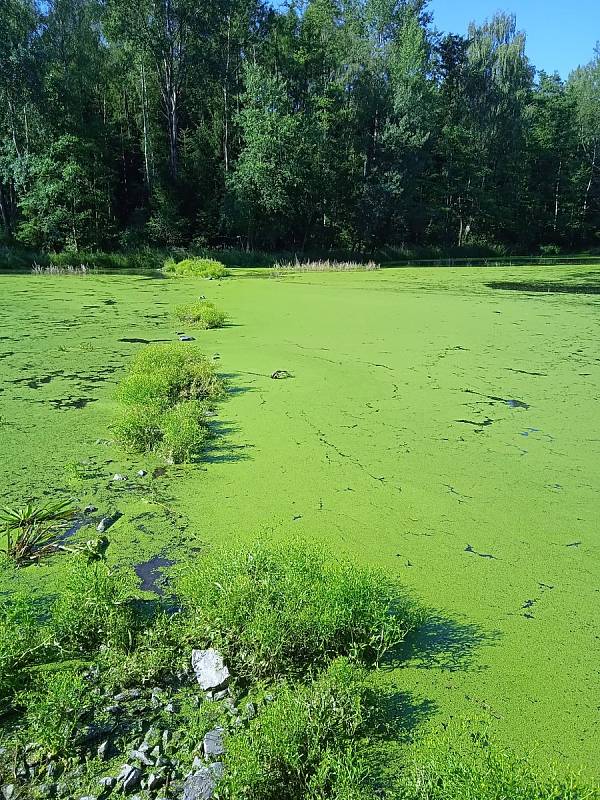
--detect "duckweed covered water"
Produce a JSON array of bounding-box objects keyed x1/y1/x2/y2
[{"x1": 0, "y1": 265, "x2": 598, "y2": 775}]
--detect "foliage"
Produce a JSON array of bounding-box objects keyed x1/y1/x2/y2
[
  {"x1": 175, "y1": 300, "x2": 228, "y2": 328},
  {"x1": 17, "y1": 668, "x2": 88, "y2": 755},
  {"x1": 273, "y1": 260, "x2": 379, "y2": 274},
  {"x1": 165, "y1": 258, "x2": 230, "y2": 279},
  {"x1": 221, "y1": 659, "x2": 371, "y2": 800},
  {"x1": 0, "y1": 596, "x2": 42, "y2": 706},
  {"x1": 177, "y1": 541, "x2": 416, "y2": 681},
  {"x1": 114, "y1": 343, "x2": 224, "y2": 461},
  {"x1": 50, "y1": 561, "x2": 136, "y2": 655},
  {"x1": 392, "y1": 722, "x2": 598, "y2": 800},
  {"x1": 0, "y1": 498, "x2": 76, "y2": 564}
]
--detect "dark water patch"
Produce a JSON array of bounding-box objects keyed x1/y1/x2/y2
[
  {"x1": 520, "y1": 427, "x2": 541, "y2": 437},
  {"x1": 465, "y1": 544, "x2": 497, "y2": 559},
  {"x1": 103, "y1": 299, "x2": 117, "y2": 305},
  {"x1": 9, "y1": 371, "x2": 63, "y2": 389},
  {"x1": 0, "y1": 351, "x2": 15, "y2": 360},
  {"x1": 487, "y1": 280, "x2": 600, "y2": 294},
  {"x1": 566, "y1": 540, "x2": 582, "y2": 548},
  {"x1": 134, "y1": 557, "x2": 175, "y2": 595},
  {"x1": 507, "y1": 368, "x2": 547, "y2": 377},
  {"x1": 119, "y1": 337, "x2": 171, "y2": 344},
  {"x1": 505, "y1": 398, "x2": 529, "y2": 409},
  {"x1": 456, "y1": 418, "x2": 493, "y2": 427},
  {"x1": 152, "y1": 467, "x2": 167, "y2": 478}
]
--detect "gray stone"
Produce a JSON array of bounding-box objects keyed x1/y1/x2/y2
[
  {"x1": 105, "y1": 704, "x2": 122, "y2": 715},
  {"x1": 98, "y1": 777, "x2": 116, "y2": 790},
  {"x1": 114, "y1": 689, "x2": 141, "y2": 702},
  {"x1": 117, "y1": 765, "x2": 142, "y2": 794},
  {"x1": 243, "y1": 701, "x2": 256, "y2": 720},
  {"x1": 161, "y1": 730, "x2": 171, "y2": 748},
  {"x1": 191, "y1": 649, "x2": 230, "y2": 691},
  {"x1": 147, "y1": 774, "x2": 164, "y2": 792},
  {"x1": 97, "y1": 740, "x2": 110, "y2": 761},
  {"x1": 202, "y1": 728, "x2": 224, "y2": 759},
  {"x1": 84, "y1": 505, "x2": 97, "y2": 514},
  {"x1": 182, "y1": 768, "x2": 217, "y2": 800},
  {"x1": 97, "y1": 518, "x2": 112, "y2": 533},
  {"x1": 179, "y1": 335, "x2": 195, "y2": 342},
  {"x1": 212, "y1": 689, "x2": 228, "y2": 701},
  {"x1": 113, "y1": 474, "x2": 127, "y2": 482},
  {"x1": 78, "y1": 796, "x2": 97, "y2": 800},
  {"x1": 150, "y1": 746, "x2": 161, "y2": 761},
  {"x1": 130, "y1": 749, "x2": 153, "y2": 767},
  {"x1": 137, "y1": 470, "x2": 147, "y2": 477},
  {"x1": 210, "y1": 763, "x2": 224, "y2": 780},
  {"x1": 164, "y1": 702, "x2": 176, "y2": 714}
]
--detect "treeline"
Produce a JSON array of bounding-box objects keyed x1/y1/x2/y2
[{"x1": 1, "y1": 0, "x2": 599, "y2": 254}]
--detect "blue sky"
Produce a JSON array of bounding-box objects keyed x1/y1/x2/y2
[{"x1": 428, "y1": 0, "x2": 600, "y2": 78}]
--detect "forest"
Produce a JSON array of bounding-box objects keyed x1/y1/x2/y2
[{"x1": 1, "y1": 0, "x2": 599, "y2": 255}]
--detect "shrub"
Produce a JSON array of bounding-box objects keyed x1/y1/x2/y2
[
  {"x1": 177, "y1": 541, "x2": 415, "y2": 681},
  {"x1": 18, "y1": 668, "x2": 88, "y2": 755},
  {"x1": 161, "y1": 400, "x2": 212, "y2": 462},
  {"x1": 50, "y1": 561, "x2": 136, "y2": 655},
  {"x1": 114, "y1": 343, "x2": 225, "y2": 462},
  {"x1": 221, "y1": 658, "x2": 371, "y2": 800},
  {"x1": 175, "y1": 300, "x2": 227, "y2": 329},
  {"x1": 393, "y1": 722, "x2": 597, "y2": 800},
  {"x1": 165, "y1": 257, "x2": 230, "y2": 279},
  {"x1": 0, "y1": 499, "x2": 76, "y2": 564},
  {"x1": 0, "y1": 597, "x2": 42, "y2": 708}
]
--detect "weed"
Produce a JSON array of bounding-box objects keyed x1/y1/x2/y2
[
  {"x1": 0, "y1": 597, "x2": 43, "y2": 708},
  {"x1": 165, "y1": 257, "x2": 230, "y2": 279},
  {"x1": 221, "y1": 658, "x2": 371, "y2": 799},
  {"x1": 177, "y1": 541, "x2": 416, "y2": 681},
  {"x1": 175, "y1": 300, "x2": 227, "y2": 329},
  {"x1": 272, "y1": 259, "x2": 379, "y2": 274},
  {"x1": 17, "y1": 668, "x2": 88, "y2": 755},
  {"x1": 0, "y1": 499, "x2": 76, "y2": 564},
  {"x1": 160, "y1": 400, "x2": 212, "y2": 462},
  {"x1": 51, "y1": 561, "x2": 136, "y2": 655}
]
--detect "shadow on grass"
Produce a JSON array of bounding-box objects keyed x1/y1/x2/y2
[
  {"x1": 388, "y1": 612, "x2": 502, "y2": 674},
  {"x1": 203, "y1": 420, "x2": 253, "y2": 464}
]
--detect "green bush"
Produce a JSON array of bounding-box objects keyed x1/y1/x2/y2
[
  {"x1": 0, "y1": 597, "x2": 42, "y2": 707},
  {"x1": 164, "y1": 257, "x2": 230, "y2": 279},
  {"x1": 175, "y1": 300, "x2": 227, "y2": 329},
  {"x1": 393, "y1": 722, "x2": 597, "y2": 800},
  {"x1": 221, "y1": 659, "x2": 371, "y2": 800},
  {"x1": 114, "y1": 343, "x2": 225, "y2": 461},
  {"x1": 177, "y1": 541, "x2": 415, "y2": 681},
  {"x1": 18, "y1": 668, "x2": 88, "y2": 755},
  {"x1": 161, "y1": 400, "x2": 212, "y2": 462},
  {"x1": 50, "y1": 562, "x2": 136, "y2": 655}
]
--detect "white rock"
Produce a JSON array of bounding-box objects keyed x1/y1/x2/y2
[{"x1": 191, "y1": 649, "x2": 230, "y2": 691}]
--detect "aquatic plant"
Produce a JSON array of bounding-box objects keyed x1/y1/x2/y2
[
  {"x1": 0, "y1": 498, "x2": 76, "y2": 564},
  {"x1": 175, "y1": 300, "x2": 227, "y2": 329},
  {"x1": 176, "y1": 540, "x2": 417, "y2": 680},
  {"x1": 272, "y1": 258, "x2": 379, "y2": 274},
  {"x1": 164, "y1": 257, "x2": 230, "y2": 279}
]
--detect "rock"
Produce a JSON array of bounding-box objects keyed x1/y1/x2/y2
[
  {"x1": 117, "y1": 765, "x2": 142, "y2": 794},
  {"x1": 182, "y1": 768, "x2": 217, "y2": 800},
  {"x1": 179, "y1": 335, "x2": 195, "y2": 342},
  {"x1": 105, "y1": 704, "x2": 122, "y2": 715},
  {"x1": 150, "y1": 746, "x2": 161, "y2": 761},
  {"x1": 97, "y1": 740, "x2": 111, "y2": 761},
  {"x1": 147, "y1": 774, "x2": 164, "y2": 792},
  {"x1": 113, "y1": 474, "x2": 127, "y2": 481},
  {"x1": 164, "y1": 702, "x2": 176, "y2": 714},
  {"x1": 130, "y1": 749, "x2": 153, "y2": 767},
  {"x1": 213, "y1": 689, "x2": 228, "y2": 702},
  {"x1": 271, "y1": 369, "x2": 293, "y2": 379},
  {"x1": 98, "y1": 776, "x2": 116, "y2": 791},
  {"x1": 97, "y1": 518, "x2": 112, "y2": 533},
  {"x1": 1, "y1": 788, "x2": 15, "y2": 800},
  {"x1": 78, "y1": 796, "x2": 97, "y2": 800},
  {"x1": 84, "y1": 505, "x2": 97, "y2": 514},
  {"x1": 161, "y1": 730, "x2": 171, "y2": 748},
  {"x1": 191, "y1": 649, "x2": 230, "y2": 691},
  {"x1": 243, "y1": 701, "x2": 256, "y2": 720},
  {"x1": 210, "y1": 763, "x2": 224, "y2": 780},
  {"x1": 137, "y1": 470, "x2": 147, "y2": 477},
  {"x1": 202, "y1": 728, "x2": 225, "y2": 759},
  {"x1": 114, "y1": 689, "x2": 141, "y2": 702}
]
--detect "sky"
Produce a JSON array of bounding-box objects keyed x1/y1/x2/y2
[{"x1": 428, "y1": 0, "x2": 600, "y2": 78}]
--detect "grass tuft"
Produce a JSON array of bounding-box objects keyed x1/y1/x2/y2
[
  {"x1": 176, "y1": 540, "x2": 416, "y2": 681},
  {"x1": 175, "y1": 300, "x2": 227, "y2": 329},
  {"x1": 164, "y1": 257, "x2": 230, "y2": 279}
]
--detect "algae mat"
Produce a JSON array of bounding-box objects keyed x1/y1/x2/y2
[{"x1": 0, "y1": 266, "x2": 599, "y2": 774}]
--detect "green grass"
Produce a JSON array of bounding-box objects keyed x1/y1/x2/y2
[
  {"x1": 165, "y1": 256, "x2": 230, "y2": 279},
  {"x1": 113, "y1": 342, "x2": 225, "y2": 461},
  {"x1": 176, "y1": 540, "x2": 416, "y2": 680},
  {"x1": 175, "y1": 300, "x2": 228, "y2": 328}
]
